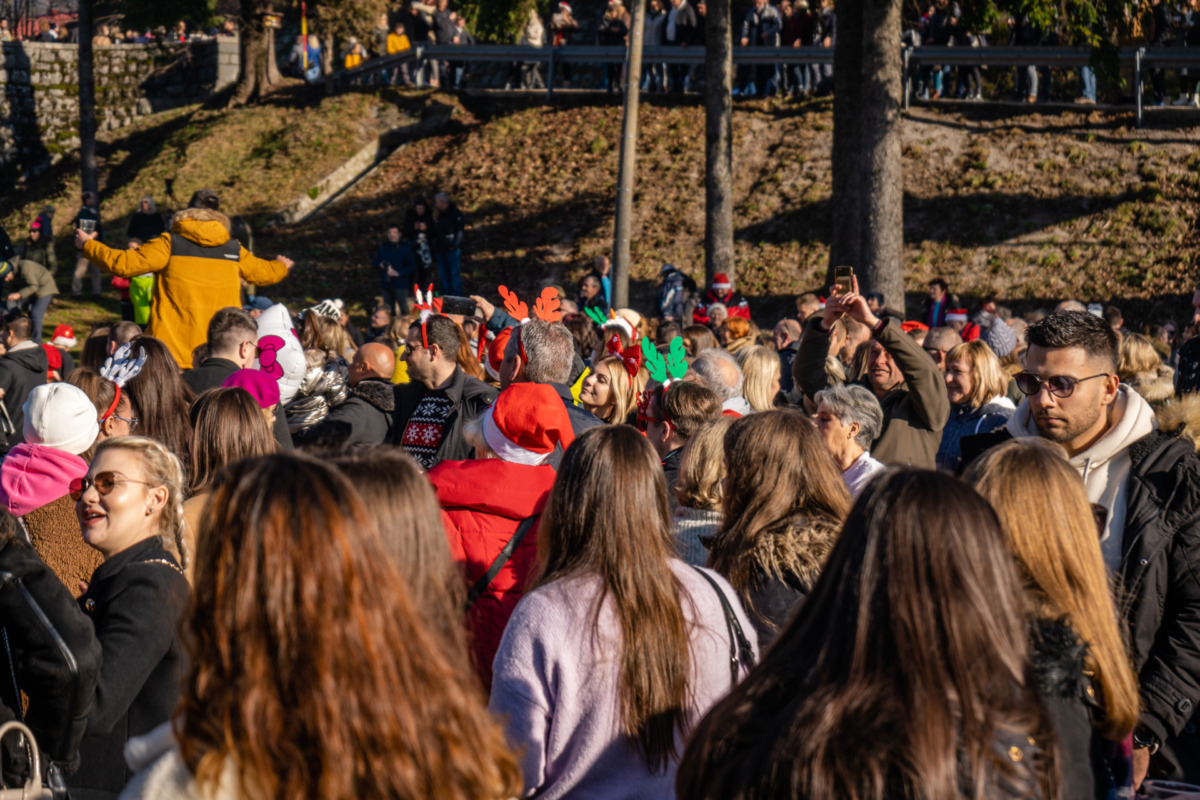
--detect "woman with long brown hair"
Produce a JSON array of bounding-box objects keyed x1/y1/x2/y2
[
  {"x1": 119, "y1": 336, "x2": 195, "y2": 472},
  {"x1": 967, "y1": 438, "x2": 1139, "y2": 800},
  {"x1": 121, "y1": 453, "x2": 522, "y2": 800},
  {"x1": 707, "y1": 409, "x2": 851, "y2": 647},
  {"x1": 328, "y1": 447, "x2": 466, "y2": 649},
  {"x1": 182, "y1": 388, "x2": 277, "y2": 579},
  {"x1": 489, "y1": 425, "x2": 758, "y2": 798},
  {"x1": 678, "y1": 470, "x2": 1060, "y2": 800}
]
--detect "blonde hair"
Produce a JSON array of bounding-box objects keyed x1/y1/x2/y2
[
  {"x1": 1118, "y1": 333, "x2": 1162, "y2": 382},
  {"x1": 966, "y1": 438, "x2": 1139, "y2": 741},
  {"x1": 94, "y1": 436, "x2": 189, "y2": 571},
  {"x1": 945, "y1": 339, "x2": 1008, "y2": 409},
  {"x1": 675, "y1": 417, "x2": 734, "y2": 511},
  {"x1": 590, "y1": 356, "x2": 640, "y2": 425},
  {"x1": 738, "y1": 346, "x2": 781, "y2": 413}
]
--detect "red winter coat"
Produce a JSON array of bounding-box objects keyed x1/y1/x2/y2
[{"x1": 428, "y1": 458, "x2": 556, "y2": 689}]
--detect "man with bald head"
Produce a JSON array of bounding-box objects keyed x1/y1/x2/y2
[{"x1": 294, "y1": 342, "x2": 397, "y2": 448}]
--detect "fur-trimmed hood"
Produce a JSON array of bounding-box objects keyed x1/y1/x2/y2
[
  {"x1": 1158, "y1": 391, "x2": 1200, "y2": 452},
  {"x1": 1126, "y1": 364, "x2": 1175, "y2": 407},
  {"x1": 349, "y1": 378, "x2": 395, "y2": 414},
  {"x1": 720, "y1": 513, "x2": 842, "y2": 594},
  {"x1": 1030, "y1": 616, "x2": 1088, "y2": 700},
  {"x1": 169, "y1": 207, "x2": 232, "y2": 247}
]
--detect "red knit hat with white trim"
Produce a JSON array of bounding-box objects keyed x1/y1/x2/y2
[
  {"x1": 713, "y1": 273, "x2": 732, "y2": 291},
  {"x1": 486, "y1": 328, "x2": 513, "y2": 382},
  {"x1": 946, "y1": 308, "x2": 969, "y2": 323},
  {"x1": 483, "y1": 383, "x2": 574, "y2": 466}
]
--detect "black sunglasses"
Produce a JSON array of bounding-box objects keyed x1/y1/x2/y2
[{"x1": 1015, "y1": 371, "x2": 1109, "y2": 399}]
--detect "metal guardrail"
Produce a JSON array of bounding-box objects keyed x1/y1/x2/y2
[{"x1": 340, "y1": 43, "x2": 1200, "y2": 128}]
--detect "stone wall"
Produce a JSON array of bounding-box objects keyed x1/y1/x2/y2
[{"x1": 0, "y1": 39, "x2": 239, "y2": 178}]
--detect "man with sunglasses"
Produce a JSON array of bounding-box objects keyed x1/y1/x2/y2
[{"x1": 962, "y1": 310, "x2": 1200, "y2": 787}]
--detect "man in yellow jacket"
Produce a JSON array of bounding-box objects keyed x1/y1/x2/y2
[{"x1": 75, "y1": 207, "x2": 293, "y2": 369}]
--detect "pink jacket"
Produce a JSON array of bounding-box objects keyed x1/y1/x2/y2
[{"x1": 0, "y1": 443, "x2": 88, "y2": 516}]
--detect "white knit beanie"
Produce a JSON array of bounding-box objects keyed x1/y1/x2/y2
[{"x1": 23, "y1": 383, "x2": 101, "y2": 455}]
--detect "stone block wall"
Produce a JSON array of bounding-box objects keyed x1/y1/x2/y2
[{"x1": 0, "y1": 39, "x2": 240, "y2": 178}]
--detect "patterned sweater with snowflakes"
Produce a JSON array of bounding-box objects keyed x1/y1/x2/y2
[{"x1": 401, "y1": 391, "x2": 454, "y2": 468}]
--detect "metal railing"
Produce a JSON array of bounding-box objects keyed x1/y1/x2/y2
[{"x1": 340, "y1": 43, "x2": 1200, "y2": 127}]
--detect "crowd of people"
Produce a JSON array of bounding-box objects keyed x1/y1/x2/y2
[
  {"x1": 0, "y1": 15, "x2": 235, "y2": 46},
  {"x1": 3, "y1": 181, "x2": 1200, "y2": 798}
]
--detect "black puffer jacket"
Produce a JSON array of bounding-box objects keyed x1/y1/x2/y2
[{"x1": 0, "y1": 539, "x2": 102, "y2": 776}]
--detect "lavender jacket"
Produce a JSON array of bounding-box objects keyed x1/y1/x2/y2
[{"x1": 488, "y1": 560, "x2": 759, "y2": 799}]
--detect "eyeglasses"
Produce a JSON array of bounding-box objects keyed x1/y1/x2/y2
[
  {"x1": 1015, "y1": 371, "x2": 1110, "y2": 399},
  {"x1": 70, "y1": 472, "x2": 153, "y2": 501},
  {"x1": 110, "y1": 413, "x2": 138, "y2": 429}
]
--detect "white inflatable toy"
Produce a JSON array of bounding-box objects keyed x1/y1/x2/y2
[{"x1": 254, "y1": 303, "x2": 306, "y2": 406}]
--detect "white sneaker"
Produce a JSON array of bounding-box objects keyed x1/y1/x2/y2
[
  {"x1": 1173, "y1": 93, "x2": 1191, "y2": 105},
  {"x1": 1193, "y1": 94, "x2": 1200, "y2": 107}
]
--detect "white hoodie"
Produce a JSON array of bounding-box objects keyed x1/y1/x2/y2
[{"x1": 1006, "y1": 386, "x2": 1158, "y2": 571}]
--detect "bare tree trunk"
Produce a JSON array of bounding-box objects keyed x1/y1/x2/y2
[
  {"x1": 266, "y1": 26, "x2": 283, "y2": 85},
  {"x1": 323, "y1": 35, "x2": 336, "y2": 94},
  {"x1": 828, "y1": 0, "x2": 904, "y2": 310},
  {"x1": 611, "y1": 0, "x2": 647, "y2": 310},
  {"x1": 231, "y1": 0, "x2": 270, "y2": 107},
  {"x1": 77, "y1": 0, "x2": 98, "y2": 197},
  {"x1": 828, "y1": 0, "x2": 862, "y2": 288},
  {"x1": 704, "y1": 0, "x2": 734, "y2": 289},
  {"x1": 858, "y1": 0, "x2": 903, "y2": 309}
]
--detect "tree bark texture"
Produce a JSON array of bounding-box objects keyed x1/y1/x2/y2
[
  {"x1": 611, "y1": 0, "x2": 647, "y2": 310},
  {"x1": 231, "y1": 0, "x2": 275, "y2": 107},
  {"x1": 704, "y1": 0, "x2": 734, "y2": 289},
  {"x1": 828, "y1": 0, "x2": 904, "y2": 311},
  {"x1": 77, "y1": 0, "x2": 98, "y2": 197}
]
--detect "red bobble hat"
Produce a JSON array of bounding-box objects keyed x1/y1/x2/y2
[
  {"x1": 483, "y1": 383, "x2": 574, "y2": 466},
  {"x1": 712, "y1": 273, "x2": 732, "y2": 291}
]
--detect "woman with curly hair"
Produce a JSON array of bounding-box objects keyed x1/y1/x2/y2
[{"x1": 122, "y1": 453, "x2": 523, "y2": 800}]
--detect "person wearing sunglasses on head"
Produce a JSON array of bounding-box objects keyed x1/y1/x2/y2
[
  {"x1": 65, "y1": 436, "x2": 189, "y2": 800},
  {"x1": 960, "y1": 310, "x2": 1200, "y2": 790}
]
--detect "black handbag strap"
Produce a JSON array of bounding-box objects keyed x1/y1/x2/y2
[
  {"x1": 464, "y1": 515, "x2": 538, "y2": 610},
  {"x1": 690, "y1": 566, "x2": 757, "y2": 688}
]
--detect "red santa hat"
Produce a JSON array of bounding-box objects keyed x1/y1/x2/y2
[
  {"x1": 900, "y1": 320, "x2": 929, "y2": 333},
  {"x1": 945, "y1": 309, "x2": 969, "y2": 323},
  {"x1": 483, "y1": 383, "x2": 574, "y2": 466},
  {"x1": 712, "y1": 273, "x2": 732, "y2": 291},
  {"x1": 486, "y1": 328, "x2": 513, "y2": 382}
]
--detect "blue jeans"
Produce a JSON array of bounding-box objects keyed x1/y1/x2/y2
[
  {"x1": 437, "y1": 249, "x2": 462, "y2": 296},
  {"x1": 7, "y1": 294, "x2": 51, "y2": 343},
  {"x1": 1078, "y1": 65, "x2": 1096, "y2": 101}
]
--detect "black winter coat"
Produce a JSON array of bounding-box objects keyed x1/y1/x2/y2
[
  {"x1": 963, "y1": 428, "x2": 1200, "y2": 782},
  {"x1": 0, "y1": 540, "x2": 102, "y2": 775},
  {"x1": 1031, "y1": 617, "x2": 1119, "y2": 800},
  {"x1": 393, "y1": 367, "x2": 497, "y2": 468},
  {"x1": 183, "y1": 356, "x2": 294, "y2": 452},
  {"x1": 0, "y1": 343, "x2": 48, "y2": 453},
  {"x1": 67, "y1": 538, "x2": 189, "y2": 800},
  {"x1": 294, "y1": 378, "x2": 395, "y2": 449}
]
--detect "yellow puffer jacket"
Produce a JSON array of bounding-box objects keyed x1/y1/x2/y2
[{"x1": 83, "y1": 208, "x2": 287, "y2": 368}]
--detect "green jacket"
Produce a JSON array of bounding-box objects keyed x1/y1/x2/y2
[
  {"x1": 21, "y1": 237, "x2": 56, "y2": 274},
  {"x1": 12, "y1": 259, "x2": 59, "y2": 300}
]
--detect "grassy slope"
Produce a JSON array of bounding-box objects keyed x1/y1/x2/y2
[
  {"x1": 272, "y1": 92, "x2": 1200, "y2": 327},
  {"x1": 4, "y1": 89, "x2": 1199, "y2": 337},
  {"x1": 0, "y1": 87, "x2": 387, "y2": 339}
]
